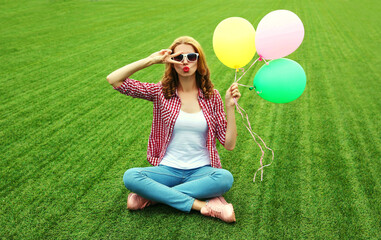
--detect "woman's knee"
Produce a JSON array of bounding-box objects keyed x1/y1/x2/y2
[
  {"x1": 215, "y1": 169, "x2": 234, "y2": 191},
  {"x1": 123, "y1": 168, "x2": 141, "y2": 190}
]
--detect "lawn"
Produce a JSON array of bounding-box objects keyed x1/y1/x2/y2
[{"x1": 1, "y1": 0, "x2": 380, "y2": 239}]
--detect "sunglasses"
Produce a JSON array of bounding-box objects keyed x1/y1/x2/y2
[{"x1": 172, "y1": 53, "x2": 199, "y2": 62}]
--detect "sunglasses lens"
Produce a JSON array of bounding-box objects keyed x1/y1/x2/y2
[
  {"x1": 187, "y1": 53, "x2": 198, "y2": 62},
  {"x1": 173, "y1": 55, "x2": 183, "y2": 62},
  {"x1": 187, "y1": 53, "x2": 197, "y2": 62}
]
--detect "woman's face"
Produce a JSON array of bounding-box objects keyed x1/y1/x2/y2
[{"x1": 172, "y1": 44, "x2": 198, "y2": 78}]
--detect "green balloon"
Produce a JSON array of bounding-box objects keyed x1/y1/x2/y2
[{"x1": 253, "y1": 58, "x2": 306, "y2": 103}]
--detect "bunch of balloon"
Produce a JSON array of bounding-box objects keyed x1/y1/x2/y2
[
  {"x1": 254, "y1": 10, "x2": 306, "y2": 103},
  {"x1": 212, "y1": 10, "x2": 306, "y2": 182}
]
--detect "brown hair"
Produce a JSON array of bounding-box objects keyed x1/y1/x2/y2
[{"x1": 161, "y1": 36, "x2": 214, "y2": 99}]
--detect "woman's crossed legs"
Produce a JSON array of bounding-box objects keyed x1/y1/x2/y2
[{"x1": 123, "y1": 165, "x2": 234, "y2": 212}]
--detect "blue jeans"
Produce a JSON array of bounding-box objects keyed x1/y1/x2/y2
[{"x1": 123, "y1": 165, "x2": 234, "y2": 212}]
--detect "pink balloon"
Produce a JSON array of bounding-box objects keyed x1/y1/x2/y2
[{"x1": 255, "y1": 10, "x2": 304, "y2": 60}]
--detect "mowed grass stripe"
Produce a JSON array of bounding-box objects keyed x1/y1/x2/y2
[
  {"x1": 0, "y1": 89, "x2": 150, "y2": 179},
  {"x1": 248, "y1": 100, "x2": 296, "y2": 237},
  {"x1": 295, "y1": 3, "x2": 342, "y2": 237},
  {"x1": 320, "y1": 62, "x2": 377, "y2": 237},
  {"x1": 0, "y1": 1, "x2": 149, "y2": 41},
  {"x1": 300, "y1": 28, "x2": 335, "y2": 240},
  {"x1": 310, "y1": 4, "x2": 360, "y2": 237},
  {"x1": 272, "y1": 105, "x2": 304, "y2": 238},
  {"x1": 0, "y1": 93, "x2": 152, "y2": 196},
  {"x1": 323, "y1": 4, "x2": 381, "y2": 146},
  {"x1": 0, "y1": 12, "x2": 170, "y2": 106},
  {"x1": 309, "y1": 2, "x2": 378, "y2": 236},
  {"x1": 0, "y1": 77, "x2": 121, "y2": 154},
  {"x1": 299, "y1": 75, "x2": 321, "y2": 237},
  {"x1": 0, "y1": 1, "x2": 178, "y2": 91},
  {"x1": 1, "y1": 108, "x2": 151, "y2": 238},
  {"x1": 3, "y1": 152, "x2": 127, "y2": 238},
  {"x1": 296, "y1": 5, "x2": 319, "y2": 235},
  {"x1": 323, "y1": 17, "x2": 381, "y2": 202},
  {"x1": 323, "y1": 4, "x2": 381, "y2": 235},
  {"x1": 0, "y1": 56, "x2": 156, "y2": 147}
]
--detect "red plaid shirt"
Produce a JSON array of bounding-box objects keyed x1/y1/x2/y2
[{"x1": 113, "y1": 78, "x2": 227, "y2": 168}]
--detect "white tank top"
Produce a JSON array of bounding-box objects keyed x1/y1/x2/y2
[{"x1": 160, "y1": 109, "x2": 211, "y2": 169}]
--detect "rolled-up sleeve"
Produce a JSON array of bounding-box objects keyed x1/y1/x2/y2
[
  {"x1": 214, "y1": 90, "x2": 227, "y2": 146},
  {"x1": 113, "y1": 78, "x2": 160, "y2": 102}
]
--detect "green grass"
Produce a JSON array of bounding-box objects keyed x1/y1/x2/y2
[{"x1": 1, "y1": 0, "x2": 380, "y2": 239}]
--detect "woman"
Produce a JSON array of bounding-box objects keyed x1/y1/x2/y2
[{"x1": 107, "y1": 36, "x2": 241, "y2": 223}]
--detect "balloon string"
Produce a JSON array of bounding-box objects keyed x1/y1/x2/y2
[
  {"x1": 232, "y1": 56, "x2": 273, "y2": 182},
  {"x1": 235, "y1": 57, "x2": 259, "y2": 83},
  {"x1": 237, "y1": 83, "x2": 252, "y2": 88},
  {"x1": 233, "y1": 98, "x2": 274, "y2": 182}
]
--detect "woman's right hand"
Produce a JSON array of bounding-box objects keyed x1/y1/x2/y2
[{"x1": 148, "y1": 49, "x2": 183, "y2": 65}]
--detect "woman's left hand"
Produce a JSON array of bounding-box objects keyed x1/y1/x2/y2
[{"x1": 225, "y1": 83, "x2": 241, "y2": 107}]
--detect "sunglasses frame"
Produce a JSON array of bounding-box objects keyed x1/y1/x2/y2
[{"x1": 172, "y1": 53, "x2": 199, "y2": 62}]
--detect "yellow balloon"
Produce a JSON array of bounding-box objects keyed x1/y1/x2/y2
[{"x1": 213, "y1": 17, "x2": 256, "y2": 69}]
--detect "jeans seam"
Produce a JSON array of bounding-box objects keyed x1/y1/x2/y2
[
  {"x1": 185, "y1": 173, "x2": 213, "y2": 182},
  {"x1": 139, "y1": 170, "x2": 184, "y2": 180},
  {"x1": 189, "y1": 172, "x2": 214, "y2": 178}
]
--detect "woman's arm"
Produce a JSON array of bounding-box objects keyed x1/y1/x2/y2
[
  {"x1": 224, "y1": 83, "x2": 241, "y2": 151},
  {"x1": 224, "y1": 105, "x2": 237, "y2": 151},
  {"x1": 107, "y1": 58, "x2": 154, "y2": 88},
  {"x1": 106, "y1": 49, "x2": 182, "y2": 88}
]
